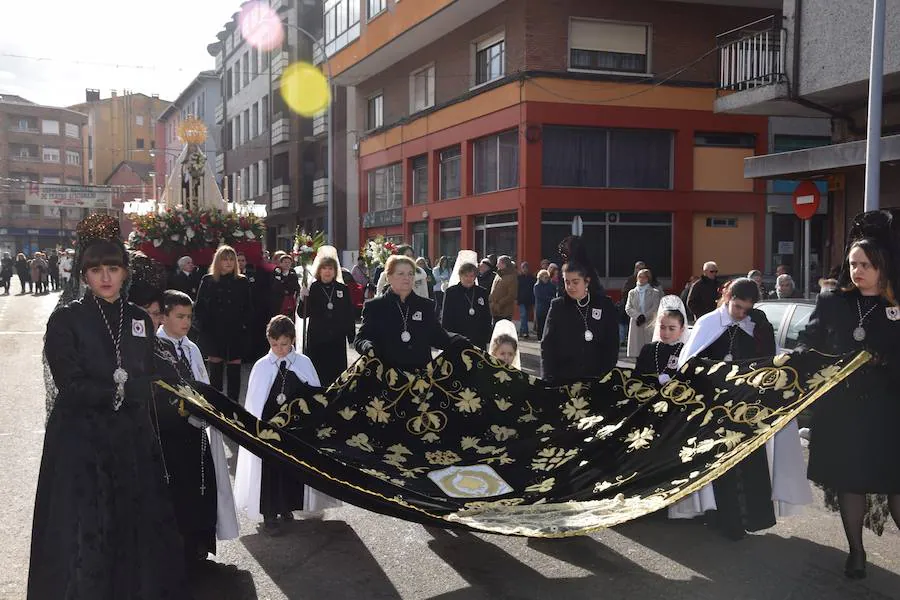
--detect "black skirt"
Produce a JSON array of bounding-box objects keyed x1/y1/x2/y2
[
  {"x1": 259, "y1": 369, "x2": 308, "y2": 516},
  {"x1": 309, "y1": 339, "x2": 349, "y2": 390}
]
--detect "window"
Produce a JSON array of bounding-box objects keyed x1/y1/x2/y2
[
  {"x1": 243, "y1": 109, "x2": 250, "y2": 143},
  {"x1": 250, "y1": 49, "x2": 259, "y2": 79},
  {"x1": 250, "y1": 103, "x2": 259, "y2": 138},
  {"x1": 412, "y1": 155, "x2": 429, "y2": 204},
  {"x1": 542, "y1": 125, "x2": 671, "y2": 189},
  {"x1": 249, "y1": 164, "x2": 257, "y2": 199},
  {"x1": 66, "y1": 151, "x2": 81, "y2": 165},
  {"x1": 42, "y1": 147, "x2": 60, "y2": 163},
  {"x1": 367, "y1": 163, "x2": 402, "y2": 212},
  {"x1": 410, "y1": 65, "x2": 435, "y2": 113},
  {"x1": 368, "y1": 0, "x2": 386, "y2": 19},
  {"x1": 42, "y1": 120, "x2": 60, "y2": 135},
  {"x1": 439, "y1": 146, "x2": 461, "y2": 200},
  {"x1": 410, "y1": 222, "x2": 428, "y2": 259},
  {"x1": 242, "y1": 52, "x2": 250, "y2": 86},
  {"x1": 474, "y1": 33, "x2": 505, "y2": 86},
  {"x1": 136, "y1": 138, "x2": 145, "y2": 149},
  {"x1": 474, "y1": 213, "x2": 518, "y2": 259},
  {"x1": 706, "y1": 217, "x2": 738, "y2": 228},
  {"x1": 151, "y1": 140, "x2": 156, "y2": 149},
  {"x1": 440, "y1": 218, "x2": 462, "y2": 259},
  {"x1": 234, "y1": 61, "x2": 241, "y2": 95},
  {"x1": 541, "y1": 211, "x2": 673, "y2": 279},
  {"x1": 42, "y1": 176, "x2": 61, "y2": 184},
  {"x1": 65, "y1": 123, "x2": 79, "y2": 138},
  {"x1": 226, "y1": 68, "x2": 233, "y2": 99},
  {"x1": 569, "y1": 19, "x2": 649, "y2": 74},
  {"x1": 258, "y1": 160, "x2": 268, "y2": 196},
  {"x1": 367, "y1": 93, "x2": 383, "y2": 130},
  {"x1": 325, "y1": 0, "x2": 361, "y2": 55},
  {"x1": 694, "y1": 132, "x2": 755, "y2": 148},
  {"x1": 474, "y1": 130, "x2": 519, "y2": 194},
  {"x1": 136, "y1": 115, "x2": 145, "y2": 126},
  {"x1": 261, "y1": 95, "x2": 269, "y2": 130}
]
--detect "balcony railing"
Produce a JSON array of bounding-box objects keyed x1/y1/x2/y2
[
  {"x1": 215, "y1": 102, "x2": 224, "y2": 125},
  {"x1": 272, "y1": 184, "x2": 290, "y2": 210},
  {"x1": 312, "y1": 177, "x2": 328, "y2": 206},
  {"x1": 271, "y1": 117, "x2": 290, "y2": 145},
  {"x1": 717, "y1": 15, "x2": 786, "y2": 92},
  {"x1": 9, "y1": 126, "x2": 40, "y2": 134},
  {"x1": 312, "y1": 112, "x2": 327, "y2": 137},
  {"x1": 313, "y1": 38, "x2": 325, "y2": 66},
  {"x1": 215, "y1": 153, "x2": 224, "y2": 173},
  {"x1": 11, "y1": 154, "x2": 40, "y2": 163},
  {"x1": 272, "y1": 52, "x2": 289, "y2": 83}
]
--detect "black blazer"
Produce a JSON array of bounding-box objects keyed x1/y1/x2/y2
[
  {"x1": 297, "y1": 280, "x2": 356, "y2": 346},
  {"x1": 354, "y1": 290, "x2": 456, "y2": 371},
  {"x1": 441, "y1": 283, "x2": 492, "y2": 350},
  {"x1": 168, "y1": 270, "x2": 203, "y2": 300},
  {"x1": 540, "y1": 292, "x2": 619, "y2": 382},
  {"x1": 194, "y1": 273, "x2": 253, "y2": 360}
]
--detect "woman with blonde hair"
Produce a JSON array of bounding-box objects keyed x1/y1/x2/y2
[
  {"x1": 195, "y1": 244, "x2": 253, "y2": 402},
  {"x1": 355, "y1": 255, "x2": 465, "y2": 371}
]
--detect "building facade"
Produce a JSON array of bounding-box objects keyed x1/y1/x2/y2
[
  {"x1": 715, "y1": 0, "x2": 900, "y2": 277},
  {"x1": 208, "y1": 0, "x2": 338, "y2": 253},
  {"x1": 0, "y1": 94, "x2": 89, "y2": 255},
  {"x1": 69, "y1": 90, "x2": 171, "y2": 187},
  {"x1": 325, "y1": 0, "x2": 778, "y2": 293},
  {"x1": 155, "y1": 71, "x2": 223, "y2": 196}
]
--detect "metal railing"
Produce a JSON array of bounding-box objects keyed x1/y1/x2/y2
[
  {"x1": 717, "y1": 15, "x2": 786, "y2": 92},
  {"x1": 215, "y1": 102, "x2": 224, "y2": 125},
  {"x1": 313, "y1": 38, "x2": 325, "y2": 66},
  {"x1": 312, "y1": 177, "x2": 328, "y2": 205},
  {"x1": 271, "y1": 117, "x2": 290, "y2": 145},
  {"x1": 312, "y1": 112, "x2": 327, "y2": 137},
  {"x1": 272, "y1": 184, "x2": 291, "y2": 210}
]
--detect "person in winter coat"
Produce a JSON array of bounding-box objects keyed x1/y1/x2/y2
[
  {"x1": 533, "y1": 269, "x2": 556, "y2": 340},
  {"x1": 58, "y1": 249, "x2": 74, "y2": 288},
  {"x1": 624, "y1": 269, "x2": 662, "y2": 358},
  {"x1": 31, "y1": 253, "x2": 47, "y2": 295},
  {"x1": 477, "y1": 259, "x2": 497, "y2": 291},
  {"x1": 270, "y1": 251, "x2": 301, "y2": 318},
  {"x1": 0, "y1": 252, "x2": 12, "y2": 295},
  {"x1": 516, "y1": 261, "x2": 536, "y2": 338},
  {"x1": 168, "y1": 256, "x2": 203, "y2": 300},
  {"x1": 48, "y1": 251, "x2": 59, "y2": 291},
  {"x1": 489, "y1": 255, "x2": 518, "y2": 323},
  {"x1": 687, "y1": 261, "x2": 719, "y2": 319},
  {"x1": 195, "y1": 245, "x2": 253, "y2": 403},
  {"x1": 14, "y1": 253, "x2": 30, "y2": 294},
  {"x1": 441, "y1": 258, "x2": 493, "y2": 351}
]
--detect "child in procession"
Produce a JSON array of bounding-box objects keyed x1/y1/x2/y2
[
  {"x1": 634, "y1": 295, "x2": 689, "y2": 384},
  {"x1": 234, "y1": 315, "x2": 340, "y2": 535},
  {"x1": 489, "y1": 319, "x2": 521, "y2": 369}
]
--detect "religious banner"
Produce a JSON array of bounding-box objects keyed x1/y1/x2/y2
[
  {"x1": 25, "y1": 183, "x2": 113, "y2": 209},
  {"x1": 159, "y1": 347, "x2": 868, "y2": 537}
]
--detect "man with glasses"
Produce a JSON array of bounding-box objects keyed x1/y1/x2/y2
[{"x1": 687, "y1": 261, "x2": 720, "y2": 319}]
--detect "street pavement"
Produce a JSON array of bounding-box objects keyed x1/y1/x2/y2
[{"x1": 1, "y1": 290, "x2": 898, "y2": 600}]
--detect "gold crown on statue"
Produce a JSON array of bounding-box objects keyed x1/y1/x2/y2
[
  {"x1": 76, "y1": 214, "x2": 121, "y2": 245},
  {"x1": 177, "y1": 116, "x2": 208, "y2": 145}
]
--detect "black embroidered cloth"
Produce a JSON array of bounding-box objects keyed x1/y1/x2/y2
[{"x1": 158, "y1": 347, "x2": 867, "y2": 537}]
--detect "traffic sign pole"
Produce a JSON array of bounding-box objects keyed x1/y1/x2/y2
[
  {"x1": 804, "y1": 219, "x2": 811, "y2": 299},
  {"x1": 792, "y1": 181, "x2": 822, "y2": 298}
]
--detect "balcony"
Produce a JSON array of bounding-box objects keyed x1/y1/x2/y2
[
  {"x1": 215, "y1": 102, "x2": 224, "y2": 125},
  {"x1": 313, "y1": 38, "x2": 325, "y2": 66},
  {"x1": 362, "y1": 207, "x2": 403, "y2": 228},
  {"x1": 272, "y1": 51, "x2": 289, "y2": 83},
  {"x1": 312, "y1": 177, "x2": 328, "y2": 206},
  {"x1": 11, "y1": 154, "x2": 40, "y2": 163},
  {"x1": 271, "y1": 117, "x2": 290, "y2": 145},
  {"x1": 717, "y1": 16, "x2": 785, "y2": 93},
  {"x1": 272, "y1": 183, "x2": 290, "y2": 210},
  {"x1": 312, "y1": 112, "x2": 327, "y2": 137},
  {"x1": 215, "y1": 153, "x2": 224, "y2": 174},
  {"x1": 8, "y1": 126, "x2": 40, "y2": 134}
]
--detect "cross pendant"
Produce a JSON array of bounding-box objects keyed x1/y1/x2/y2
[
  {"x1": 200, "y1": 484, "x2": 206, "y2": 495},
  {"x1": 164, "y1": 473, "x2": 171, "y2": 484}
]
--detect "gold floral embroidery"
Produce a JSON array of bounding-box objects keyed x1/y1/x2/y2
[
  {"x1": 563, "y1": 397, "x2": 590, "y2": 421},
  {"x1": 531, "y1": 447, "x2": 580, "y2": 471},
  {"x1": 624, "y1": 426, "x2": 655, "y2": 452},
  {"x1": 347, "y1": 433, "x2": 374, "y2": 452},
  {"x1": 365, "y1": 399, "x2": 391, "y2": 424},
  {"x1": 526, "y1": 477, "x2": 556, "y2": 493},
  {"x1": 494, "y1": 397, "x2": 513, "y2": 411},
  {"x1": 455, "y1": 388, "x2": 482, "y2": 413},
  {"x1": 425, "y1": 450, "x2": 463, "y2": 466},
  {"x1": 491, "y1": 425, "x2": 517, "y2": 441}
]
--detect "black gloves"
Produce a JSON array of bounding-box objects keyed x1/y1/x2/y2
[{"x1": 636, "y1": 314, "x2": 647, "y2": 327}]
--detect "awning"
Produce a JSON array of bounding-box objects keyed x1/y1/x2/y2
[{"x1": 744, "y1": 134, "x2": 900, "y2": 180}]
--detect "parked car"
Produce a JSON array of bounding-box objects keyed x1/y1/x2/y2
[
  {"x1": 341, "y1": 268, "x2": 365, "y2": 319},
  {"x1": 754, "y1": 298, "x2": 816, "y2": 353}
]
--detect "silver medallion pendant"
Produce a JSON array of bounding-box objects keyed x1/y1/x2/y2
[
  {"x1": 468, "y1": 308, "x2": 475, "y2": 316},
  {"x1": 658, "y1": 374, "x2": 671, "y2": 385},
  {"x1": 853, "y1": 326, "x2": 866, "y2": 342},
  {"x1": 327, "y1": 302, "x2": 334, "y2": 310},
  {"x1": 113, "y1": 367, "x2": 129, "y2": 385},
  {"x1": 584, "y1": 330, "x2": 594, "y2": 342},
  {"x1": 276, "y1": 393, "x2": 287, "y2": 405},
  {"x1": 724, "y1": 354, "x2": 734, "y2": 362},
  {"x1": 401, "y1": 331, "x2": 412, "y2": 343}
]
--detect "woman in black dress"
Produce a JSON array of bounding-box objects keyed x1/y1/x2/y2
[
  {"x1": 28, "y1": 215, "x2": 186, "y2": 599},
  {"x1": 296, "y1": 247, "x2": 356, "y2": 388},
  {"x1": 798, "y1": 210, "x2": 900, "y2": 579},
  {"x1": 635, "y1": 295, "x2": 689, "y2": 384},
  {"x1": 441, "y1": 251, "x2": 493, "y2": 351},
  {"x1": 355, "y1": 255, "x2": 465, "y2": 372},
  {"x1": 540, "y1": 238, "x2": 618, "y2": 382},
  {"x1": 195, "y1": 244, "x2": 252, "y2": 402}
]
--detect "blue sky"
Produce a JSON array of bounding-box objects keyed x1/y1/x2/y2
[{"x1": 0, "y1": 0, "x2": 240, "y2": 107}]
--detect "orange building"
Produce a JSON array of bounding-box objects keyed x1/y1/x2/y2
[{"x1": 326, "y1": 0, "x2": 778, "y2": 294}]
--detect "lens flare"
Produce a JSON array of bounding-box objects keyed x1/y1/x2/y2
[
  {"x1": 280, "y1": 62, "x2": 330, "y2": 117},
  {"x1": 239, "y1": 1, "x2": 284, "y2": 51}
]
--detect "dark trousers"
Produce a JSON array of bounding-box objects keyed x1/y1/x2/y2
[{"x1": 536, "y1": 307, "x2": 549, "y2": 339}]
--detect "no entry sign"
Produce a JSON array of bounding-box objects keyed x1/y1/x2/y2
[{"x1": 792, "y1": 181, "x2": 821, "y2": 220}]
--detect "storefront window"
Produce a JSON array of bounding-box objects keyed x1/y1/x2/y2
[
  {"x1": 439, "y1": 218, "x2": 461, "y2": 259},
  {"x1": 474, "y1": 212, "x2": 517, "y2": 259}
]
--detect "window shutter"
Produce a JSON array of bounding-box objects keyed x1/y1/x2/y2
[{"x1": 570, "y1": 20, "x2": 647, "y2": 55}]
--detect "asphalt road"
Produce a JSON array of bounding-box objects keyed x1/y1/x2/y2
[{"x1": 1, "y1": 290, "x2": 898, "y2": 600}]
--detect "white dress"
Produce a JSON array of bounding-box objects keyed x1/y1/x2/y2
[
  {"x1": 233, "y1": 349, "x2": 342, "y2": 520},
  {"x1": 668, "y1": 305, "x2": 812, "y2": 519}
]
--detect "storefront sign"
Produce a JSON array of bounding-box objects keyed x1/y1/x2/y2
[{"x1": 25, "y1": 183, "x2": 113, "y2": 209}]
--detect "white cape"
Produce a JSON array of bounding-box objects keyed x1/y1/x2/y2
[
  {"x1": 668, "y1": 305, "x2": 812, "y2": 520},
  {"x1": 157, "y1": 327, "x2": 240, "y2": 540},
  {"x1": 233, "y1": 349, "x2": 342, "y2": 520}
]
